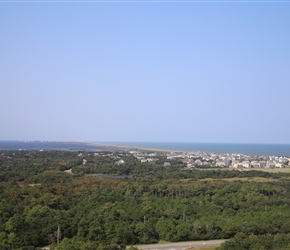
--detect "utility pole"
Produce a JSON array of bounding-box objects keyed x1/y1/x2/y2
[{"x1": 57, "y1": 224, "x2": 60, "y2": 245}]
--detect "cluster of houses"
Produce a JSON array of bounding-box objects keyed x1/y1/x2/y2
[
  {"x1": 171, "y1": 152, "x2": 290, "y2": 169},
  {"x1": 78, "y1": 150, "x2": 290, "y2": 169},
  {"x1": 130, "y1": 150, "x2": 290, "y2": 169}
]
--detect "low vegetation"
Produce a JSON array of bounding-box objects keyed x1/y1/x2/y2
[{"x1": 1, "y1": 150, "x2": 290, "y2": 249}]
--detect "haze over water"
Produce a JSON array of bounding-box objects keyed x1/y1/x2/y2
[
  {"x1": 1, "y1": 141, "x2": 290, "y2": 157},
  {"x1": 108, "y1": 142, "x2": 290, "y2": 157}
]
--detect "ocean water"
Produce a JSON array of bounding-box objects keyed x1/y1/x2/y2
[
  {"x1": 107, "y1": 142, "x2": 290, "y2": 157},
  {"x1": 0, "y1": 141, "x2": 290, "y2": 157}
]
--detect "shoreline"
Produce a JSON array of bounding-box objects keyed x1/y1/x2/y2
[
  {"x1": 1, "y1": 141, "x2": 290, "y2": 157},
  {"x1": 85, "y1": 142, "x2": 175, "y2": 153},
  {"x1": 85, "y1": 142, "x2": 290, "y2": 157}
]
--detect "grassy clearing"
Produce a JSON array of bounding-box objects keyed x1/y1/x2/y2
[
  {"x1": 250, "y1": 167, "x2": 290, "y2": 173},
  {"x1": 198, "y1": 177, "x2": 278, "y2": 182},
  {"x1": 181, "y1": 177, "x2": 285, "y2": 183},
  {"x1": 196, "y1": 167, "x2": 290, "y2": 173}
]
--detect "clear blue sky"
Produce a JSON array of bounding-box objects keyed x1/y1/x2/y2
[{"x1": 1, "y1": 1, "x2": 289, "y2": 144}]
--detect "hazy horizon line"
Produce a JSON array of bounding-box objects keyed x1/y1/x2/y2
[{"x1": 1, "y1": 140, "x2": 290, "y2": 145}]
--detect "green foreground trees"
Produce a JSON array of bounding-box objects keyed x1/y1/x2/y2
[{"x1": 1, "y1": 150, "x2": 290, "y2": 249}]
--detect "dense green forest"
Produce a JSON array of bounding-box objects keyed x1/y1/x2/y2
[{"x1": 1, "y1": 150, "x2": 290, "y2": 250}]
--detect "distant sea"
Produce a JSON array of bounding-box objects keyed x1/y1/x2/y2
[
  {"x1": 0, "y1": 141, "x2": 290, "y2": 157},
  {"x1": 107, "y1": 142, "x2": 290, "y2": 157}
]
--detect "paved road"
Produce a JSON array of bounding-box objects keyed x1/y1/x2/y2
[{"x1": 130, "y1": 239, "x2": 225, "y2": 250}]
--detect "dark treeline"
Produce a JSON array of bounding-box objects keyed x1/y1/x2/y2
[{"x1": 1, "y1": 150, "x2": 290, "y2": 249}]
